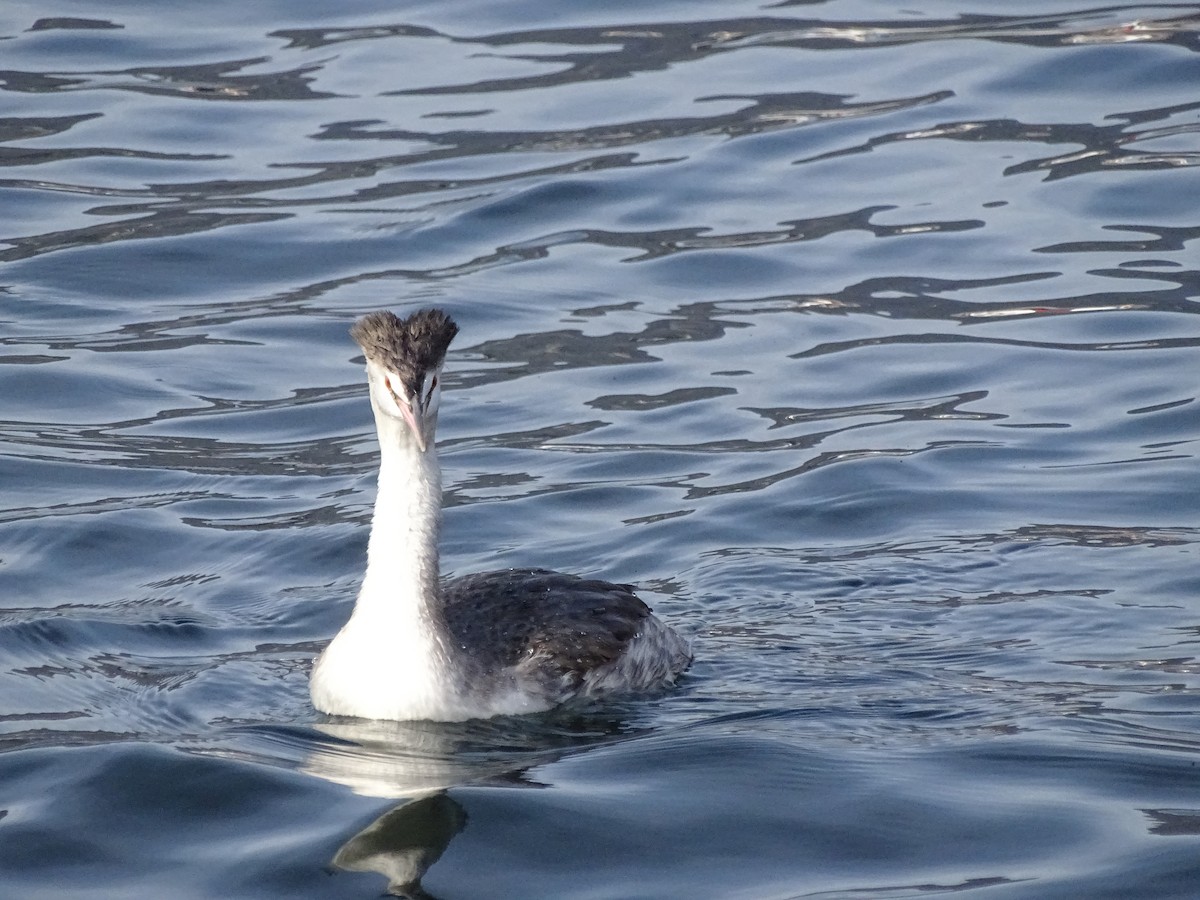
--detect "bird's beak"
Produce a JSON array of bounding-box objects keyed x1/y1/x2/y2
[
  {"x1": 399, "y1": 398, "x2": 428, "y2": 453},
  {"x1": 382, "y1": 373, "x2": 429, "y2": 453}
]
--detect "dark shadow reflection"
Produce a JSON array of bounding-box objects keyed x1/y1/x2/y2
[
  {"x1": 1143, "y1": 807, "x2": 1200, "y2": 836},
  {"x1": 305, "y1": 710, "x2": 638, "y2": 896},
  {"x1": 333, "y1": 792, "x2": 467, "y2": 900}
]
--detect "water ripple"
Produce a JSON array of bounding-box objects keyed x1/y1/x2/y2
[{"x1": 3, "y1": 2, "x2": 1200, "y2": 897}]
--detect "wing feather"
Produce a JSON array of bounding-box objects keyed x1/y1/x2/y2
[{"x1": 440, "y1": 568, "x2": 652, "y2": 688}]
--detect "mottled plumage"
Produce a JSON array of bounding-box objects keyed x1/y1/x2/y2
[{"x1": 442, "y1": 568, "x2": 650, "y2": 684}]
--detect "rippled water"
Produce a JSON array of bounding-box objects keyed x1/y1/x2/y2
[{"x1": 3, "y1": 1, "x2": 1200, "y2": 897}]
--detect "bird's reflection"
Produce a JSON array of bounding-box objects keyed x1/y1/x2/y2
[
  {"x1": 333, "y1": 792, "x2": 467, "y2": 900},
  {"x1": 304, "y1": 709, "x2": 636, "y2": 897}
]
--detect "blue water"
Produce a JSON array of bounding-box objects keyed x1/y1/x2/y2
[{"x1": 3, "y1": 1, "x2": 1200, "y2": 897}]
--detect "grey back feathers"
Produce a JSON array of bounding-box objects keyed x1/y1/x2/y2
[
  {"x1": 440, "y1": 568, "x2": 652, "y2": 690},
  {"x1": 351, "y1": 309, "x2": 458, "y2": 393}
]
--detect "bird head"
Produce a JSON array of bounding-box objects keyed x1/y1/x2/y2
[{"x1": 350, "y1": 308, "x2": 458, "y2": 453}]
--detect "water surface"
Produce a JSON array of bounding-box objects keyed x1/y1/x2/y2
[{"x1": 2, "y1": 1, "x2": 1200, "y2": 897}]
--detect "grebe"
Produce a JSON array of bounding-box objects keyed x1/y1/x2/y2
[{"x1": 311, "y1": 308, "x2": 691, "y2": 721}]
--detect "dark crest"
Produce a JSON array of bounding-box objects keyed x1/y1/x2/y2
[{"x1": 350, "y1": 309, "x2": 458, "y2": 392}]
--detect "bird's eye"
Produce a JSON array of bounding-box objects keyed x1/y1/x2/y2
[{"x1": 384, "y1": 375, "x2": 409, "y2": 408}]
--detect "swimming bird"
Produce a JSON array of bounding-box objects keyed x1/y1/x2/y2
[{"x1": 311, "y1": 308, "x2": 691, "y2": 721}]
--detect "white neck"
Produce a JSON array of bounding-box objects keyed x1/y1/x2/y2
[
  {"x1": 357, "y1": 409, "x2": 443, "y2": 629},
  {"x1": 310, "y1": 402, "x2": 463, "y2": 720}
]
